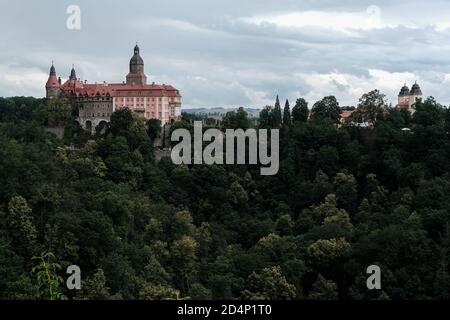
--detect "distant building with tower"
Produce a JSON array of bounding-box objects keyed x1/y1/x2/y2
[
  {"x1": 338, "y1": 82, "x2": 424, "y2": 125},
  {"x1": 397, "y1": 82, "x2": 423, "y2": 113},
  {"x1": 45, "y1": 44, "x2": 182, "y2": 132}
]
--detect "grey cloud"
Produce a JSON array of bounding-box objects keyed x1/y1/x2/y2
[{"x1": 2, "y1": 0, "x2": 450, "y2": 107}]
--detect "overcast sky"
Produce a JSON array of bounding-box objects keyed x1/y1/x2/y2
[{"x1": 2, "y1": 0, "x2": 450, "y2": 108}]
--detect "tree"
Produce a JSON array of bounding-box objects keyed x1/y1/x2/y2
[
  {"x1": 272, "y1": 96, "x2": 282, "y2": 128},
  {"x1": 355, "y1": 89, "x2": 387, "y2": 126},
  {"x1": 109, "y1": 108, "x2": 134, "y2": 136},
  {"x1": 275, "y1": 214, "x2": 294, "y2": 236},
  {"x1": 222, "y1": 107, "x2": 251, "y2": 129},
  {"x1": 75, "y1": 269, "x2": 120, "y2": 300},
  {"x1": 139, "y1": 283, "x2": 181, "y2": 300},
  {"x1": 31, "y1": 251, "x2": 66, "y2": 300},
  {"x1": 311, "y1": 96, "x2": 341, "y2": 123},
  {"x1": 7, "y1": 196, "x2": 37, "y2": 256},
  {"x1": 0, "y1": 238, "x2": 31, "y2": 299},
  {"x1": 333, "y1": 171, "x2": 358, "y2": 212},
  {"x1": 171, "y1": 210, "x2": 196, "y2": 240},
  {"x1": 228, "y1": 181, "x2": 249, "y2": 206},
  {"x1": 412, "y1": 97, "x2": 444, "y2": 127},
  {"x1": 292, "y1": 98, "x2": 309, "y2": 123},
  {"x1": 307, "y1": 238, "x2": 351, "y2": 266},
  {"x1": 241, "y1": 266, "x2": 297, "y2": 300},
  {"x1": 171, "y1": 236, "x2": 198, "y2": 293},
  {"x1": 259, "y1": 106, "x2": 273, "y2": 128},
  {"x1": 312, "y1": 194, "x2": 353, "y2": 231},
  {"x1": 283, "y1": 99, "x2": 291, "y2": 126},
  {"x1": 147, "y1": 119, "x2": 162, "y2": 141},
  {"x1": 308, "y1": 274, "x2": 338, "y2": 300},
  {"x1": 36, "y1": 98, "x2": 73, "y2": 127},
  {"x1": 189, "y1": 283, "x2": 212, "y2": 300}
]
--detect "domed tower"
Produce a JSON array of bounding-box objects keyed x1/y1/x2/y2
[
  {"x1": 45, "y1": 62, "x2": 61, "y2": 98},
  {"x1": 397, "y1": 84, "x2": 410, "y2": 109},
  {"x1": 399, "y1": 84, "x2": 410, "y2": 96},
  {"x1": 397, "y1": 82, "x2": 423, "y2": 113},
  {"x1": 409, "y1": 81, "x2": 423, "y2": 111},
  {"x1": 126, "y1": 44, "x2": 147, "y2": 85},
  {"x1": 410, "y1": 82, "x2": 423, "y2": 97}
]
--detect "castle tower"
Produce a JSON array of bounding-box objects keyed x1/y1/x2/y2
[
  {"x1": 69, "y1": 65, "x2": 77, "y2": 80},
  {"x1": 126, "y1": 44, "x2": 147, "y2": 85},
  {"x1": 409, "y1": 82, "x2": 423, "y2": 109},
  {"x1": 45, "y1": 62, "x2": 60, "y2": 98},
  {"x1": 397, "y1": 82, "x2": 423, "y2": 113},
  {"x1": 398, "y1": 84, "x2": 410, "y2": 109}
]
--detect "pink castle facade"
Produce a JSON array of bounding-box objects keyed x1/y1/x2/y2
[{"x1": 45, "y1": 44, "x2": 182, "y2": 132}]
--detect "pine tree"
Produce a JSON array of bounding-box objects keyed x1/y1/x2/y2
[
  {"x1": 272, "y1": 95, "x2": 282, "y2": 127},
  {"x1": 283, "y1": 99, "x2": 291, "y2": 126}
]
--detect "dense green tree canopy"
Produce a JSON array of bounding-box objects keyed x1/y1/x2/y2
[{"x1": 1, "y1": 94, "x2": 450, "y2": 300}]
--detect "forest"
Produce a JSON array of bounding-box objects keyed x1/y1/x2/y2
[{"x1": 1, "y1": 91, "x2": 450, "y2": 300}]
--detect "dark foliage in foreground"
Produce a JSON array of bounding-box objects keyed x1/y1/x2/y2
[{"x1": 1, "y1": 93, "x2": 450, "y2": 300}]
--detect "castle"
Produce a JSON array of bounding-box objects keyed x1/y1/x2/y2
[
  {"x1": 45, "y1": 44, "x2": 182, "y2": 132},
  {"x1": 397, "y1": 82, "x2": 423, "y2": 113}
]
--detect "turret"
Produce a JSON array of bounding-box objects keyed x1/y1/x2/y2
[
  {"x1": 397, "y1": 82, "x2": 423, "y2": 113},
  {"x1": 45, "y1": 62, "x2": 60, "y2": 98},
  {"x1": 399, "y1": 84, "x2": 410, "y2": 96},
  {"x1": 69, "y1": 65, "x2": 77, "y2": 80},
  {"x1": 410, "y1": 81, "x2": 423, "y2": 96},
  {"x1": 126, "y1": 43, "x2": 147, "y2": 85}
]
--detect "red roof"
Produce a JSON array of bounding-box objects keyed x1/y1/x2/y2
[
  {"x1": 340, "y1": 110, "x2": 355, "y2": 119},
  {"x1": 45, "y1": 75, "x2": 60, "y2": 88},
  {"x1": 60, "y1": 80, "x2": 180, "y2": 98}
]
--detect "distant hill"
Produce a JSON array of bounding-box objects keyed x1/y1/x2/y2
[{"x1": 182, "y1": 107, "x2": 261, "y2": 118}]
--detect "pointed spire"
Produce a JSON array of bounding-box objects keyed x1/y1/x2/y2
[
  {"x1": 49, "y1": 62, "x2": 56, "y2": 76},
  {"x1": 46, "y1": 61, "x2": 60, "y2": 91},
  {"x1": 70, "y1": 64, "x2": 77, "y2": 80}
]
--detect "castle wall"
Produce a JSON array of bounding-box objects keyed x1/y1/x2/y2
[
  {"x1": 113, "y1": 94, "x2": 181, "y2": 125},
  {"x1": 45, "y1": 45, "x2": 182, "y2": 133},
  {"x1": 77, "y1": 96, "x2": 113, "y2": 131}
]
